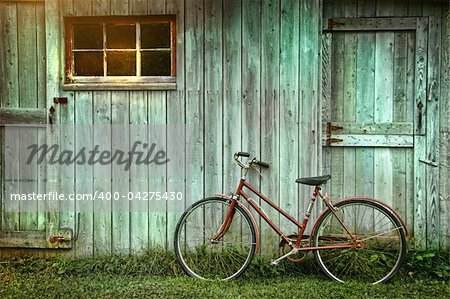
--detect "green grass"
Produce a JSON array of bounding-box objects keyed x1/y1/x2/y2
[
  {"x1": 0, "y1": 249, "x2": 448, "y2": 298},
  {"x1": 0, "y1": 273, "x2": 448, "y2": 298}
]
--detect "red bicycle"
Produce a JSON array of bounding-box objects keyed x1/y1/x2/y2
[{"x1": 174, "y1": 152, "x2": 407, "y2": 284}]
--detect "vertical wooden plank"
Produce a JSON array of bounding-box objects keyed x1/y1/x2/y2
[
  {"x1": 59, "y1": 0, "x2": 75, "y2": 258},
  {"x1": 110, "y1": 0, "x2": 128, "y2": 14},
  {"x1": 184, "y1": 0, "x2": 204, "y2": 217},
  {"x1": 241, "y1": 0, "x2": 261, "y2": 243},
  {"x1": 342, "y1": 2, "x2": 357, "y2": 199},
  {"x1": 413, "y1": 17, "x2": 428, "y2": 249},
  {"x1": 74, "y1": 92, "x2": 94, "y2": 257},
  {"x1": 45, "y1": 0, "x2": 61, "y2": 248},
  {"x1": 111, "y1": 92, "x2": 130, "y2": 254},
  {"x1": 166, "y1": 0, "x2": 186, "y2": 250},
  {"x1": 355, "y1": 1, "x2": 376, "y2": 200},
  {"x1": 439, "y1": 5, "x2": 449, "y2": 249},
  {"x1": 204, "y1": 0, "x2": 223, "y2": 200},
  {"x1": 2, "y1": 2, "x2": 20, "y2": 232},
  {"x1": 92, "y1": 0, "x2": 110, "y2": 15},
  {"x1": 260, "y1": 0, "x2": 280, "y2": 256},
  {"x1": 147, "y1": 91, "x2": 167, "y2": 249},
  {"x1": 222, "y1": 0, "x2": 241, "y2": 196},
  {"x1": 405, "y1": 30, "x2": 416, "y2": 234},
  {"x1": 279, "y1": 0, "x2": 299, "y2": 233},
  {"x1": 423, "y1": 10, "x2": 441, "y2": 249},
  {"x1": 299, "y1": 0, "x2": 320, "y2": 232},
  {"x1": 92, "y1": 91, "x2": 112, "y2": 255},
  {"x1": 374, "y1": 3, "x2": 394, "y2": 210},
  {"x1": 17, "y1": 3, "x2": 39, "y2": 231},
  {"x1": 392, "y1": 1, "x2": 409, "y2": 225},
  {"x1": 328, "y1": 3, "x2": 345, "y2": 204}
]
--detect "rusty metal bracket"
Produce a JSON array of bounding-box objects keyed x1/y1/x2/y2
[
  {"x1": 328, "y1": 19, "x2": 345, "y2": 30},
  {"x1": 49, "y1": 236, "x2": 66, "y2": 243},
  {"x1": 326, "y1": 137, "x2": 344, "y2": 146},
  {"x1": 326, "y1": 122, "x2": 344, "y2": 145},
  {"x1": 326, "y1": 122, "x2": 344, "y2": 134},
  {"x1": 53, "y1": 97, "x2": 68, "y2": 104}
]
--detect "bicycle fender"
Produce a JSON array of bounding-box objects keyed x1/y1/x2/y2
[{"x1": 214, "y1": 193, "x2": 261, "y2": 253}]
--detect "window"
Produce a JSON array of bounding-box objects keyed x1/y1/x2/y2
[{"x1": 64, "y1": 16, "x2": 176, "y2": 90}]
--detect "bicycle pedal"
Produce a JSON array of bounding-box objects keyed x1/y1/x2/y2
[{"x1": 270, "y1": 260, "x2": 279, "y2": 266}]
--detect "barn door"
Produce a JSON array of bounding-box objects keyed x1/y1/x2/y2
[
  {"x1": 322, "y1": 18, "x2": 428, "y2": 237},
  {"x1": 0, "y1": 0, "x2": 70, "y2": 249}
]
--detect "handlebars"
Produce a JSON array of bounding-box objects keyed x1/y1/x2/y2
[{"x1": 234, "y1": 152, "x2": 270, "y2": 170}]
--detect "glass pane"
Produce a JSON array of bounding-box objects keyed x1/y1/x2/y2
[
  {"x1": 107, "y1": 51, "x2": 136, "y2": 76},
  {"x1": 141, "y1": 23, "x2": 171, "y2": 49},
  {"x1": 74, "y1": 52, "x2": 103, "y2": 76},
  {"x1": 107, "y1": 24, "x2": 136, "y2": 49},
  {"x1": 74, "y1": 24, "x2": 103, "y2": 49},
  {"x1": 141, "y1": 51, "x2": 171, "y2": 76}
]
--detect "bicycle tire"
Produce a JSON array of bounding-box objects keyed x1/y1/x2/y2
[
  {"x1": 312, "y1": 198, "x2": 406, "y2": 284},
  {"x1": 174, "y1": 197, "x2": 257, "y2": 280}
]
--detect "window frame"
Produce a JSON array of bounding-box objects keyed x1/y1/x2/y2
[{"x1": 64, "y1": 15, "x2": 176, "y2": 91}]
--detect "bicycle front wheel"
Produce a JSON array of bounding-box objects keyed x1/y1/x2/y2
[
  {"x1": 312, "y1": 199, "x2": 406, "y2": 284},
  {"x1": 174, "y1": 197, "x2": 256, "y2": 280}
]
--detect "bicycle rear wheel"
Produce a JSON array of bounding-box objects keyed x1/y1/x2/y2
[
  {"x1": 312, "y1": 199, "x2": 406, "y2": 284},
  {"x1": 174, "y1": 197, "x2": 256, "y2": 280}
]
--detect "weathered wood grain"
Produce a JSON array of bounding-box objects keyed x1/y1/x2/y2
[
  {"x1": 204, "y1": 0, "x2": 223, "y2": 202},
  {"x1": 424, "y1": 13, "x2": 441, "y2": 249},
  {"x1": 279, "y1": 0, "x2": 299, "y2": 234},
  {"x1": 111, "y1": 91, "x2": 130, "y2": 254},
  {"x1": 260, "y1": 0, "x2": 280, "y2": 256},
  {"x1": 323, "y1": 17, "x2": 417, "y2": 31},
  {"x1": 222, "y1": 0, "x2": 241, "y2": 196}
]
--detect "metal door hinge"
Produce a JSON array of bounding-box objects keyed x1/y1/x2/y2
[
  {"x1": 326, "y1": 122, "x2": 344, "y2": 146},
  {"x1": 327, "y1": 19, "x2": 345, "y2": 29},
  {"x1": 326, "y1": 122, "x2": 343, "y2": 134},
  {"x1": 326, "y1": 137, "x2": 343, "y2": 146},
  {"x1": 53, "y1": 97, "x2": 68, "y2": 104}
]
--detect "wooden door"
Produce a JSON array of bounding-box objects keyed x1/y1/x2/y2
[
  {"x1": 322, "y1": 17, "x2": 428, "y2": 238},
  {"x1": 0, "y1": 0, "x2": 70, "y2": 250}
]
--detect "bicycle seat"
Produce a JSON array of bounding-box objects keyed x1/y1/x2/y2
[{"x1": 295, "y1": 175, "x2": 331, "y2": 186}]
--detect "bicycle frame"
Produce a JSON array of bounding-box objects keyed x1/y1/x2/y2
[{"x1": 212, "y1": 178, "x2": 356, "y2": 252}]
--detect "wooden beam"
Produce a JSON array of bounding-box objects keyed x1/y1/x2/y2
[
  {"x1": 0, "y1": 108, "x2": 46, "y2": 125},
  {"x1": 323, "y1": 17, "x2": 417, "y2": 31},
  {"x1": 323, "y1": 134, "x2": 414, "y2": 147},
  {"x1": 323, "y1": 122, "x2": 414, "y2": 135}
]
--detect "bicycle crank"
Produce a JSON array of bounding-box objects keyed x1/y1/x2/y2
[{"x1": 278, "y1": 234, "x2": 310, "y2": 262}]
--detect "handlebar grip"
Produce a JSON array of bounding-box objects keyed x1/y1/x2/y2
[
  {"x1": 237, "y1": 152, "x2": 250, "y2": 157},
  {"x1": 255, "y1": 160, "x2": 270, "y2": 168}
]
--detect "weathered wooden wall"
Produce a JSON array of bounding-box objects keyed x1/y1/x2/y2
[
  {"x1": 39, "y1": 0, "x2": 322, "y2": 256},
  {"x1": 0, "y1": 0, "x2": 448, "y2": 256}
]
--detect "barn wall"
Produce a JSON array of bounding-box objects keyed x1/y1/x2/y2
[
  {"x1": 1, "y1": 0, "x2": 448, "y2": 256},
  {"x1": 323, "y1": 0, "x2": 449, "y2": 250},
  {"x1": 41, "y1": 0, "x2": 322, "y2": 256}
]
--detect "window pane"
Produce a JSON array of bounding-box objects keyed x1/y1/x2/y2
[
  {"x1": 74, "y1": 52, "x2": 103, "y2": 76},
  {"x1": 107, "y1": 24, "x2": 136, "y2": 49},
  {"x1": 141, "y1": 51, "x2": 171, "y2": 76},
  {"x1": 141, "y1": 23, "x2": 171, "y2": 49},
  {"x1": 107, "y1": 51, "x2": 136, "y2": 76},
  {"x1": 74, "y1": 24, "x2": 103, "y2": 49}
]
